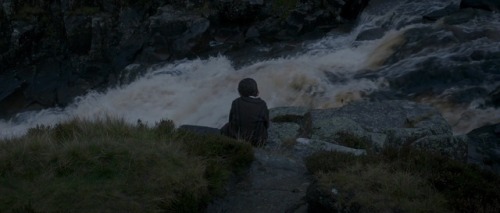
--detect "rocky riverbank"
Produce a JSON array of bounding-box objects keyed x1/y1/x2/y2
[{"x1": 205, "y1": 99, "x2": 500, "y2": 212}]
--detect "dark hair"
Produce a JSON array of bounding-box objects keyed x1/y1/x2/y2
[{"x1": 238, "y1": 78, "x2": 259, "y2": 97}]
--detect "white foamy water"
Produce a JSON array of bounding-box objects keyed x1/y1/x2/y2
[
  {"x1": 0, "y1": 40, "x2": 385, "y2": 138},
  {"x1": 1, "y1": 0, "x2": 499, "y2": 138}
]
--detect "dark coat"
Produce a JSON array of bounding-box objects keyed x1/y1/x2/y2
[{"x1": 221, "y1": 96, "x2": 269, "y2": 146}]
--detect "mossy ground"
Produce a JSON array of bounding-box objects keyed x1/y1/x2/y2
[
  {"x1": 0, "y1": 118, "x2": 253, "y2": 213},
  {"x1": 305, "y1": 147, "x2": 500, "y2": 213}
]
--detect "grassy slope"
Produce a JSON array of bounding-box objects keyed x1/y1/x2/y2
[
  {"x1": 0, "y1": 118, "x2": 253, "y2": 213},
  {"x1": 306, "y1": 147, "x2": 500, "y2": 213}
]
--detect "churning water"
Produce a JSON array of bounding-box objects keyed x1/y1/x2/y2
[{"x1": 1, "y1": 0, "x2": 499, "y2": 138}]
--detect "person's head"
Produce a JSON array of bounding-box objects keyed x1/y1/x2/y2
[{"x1": 238, "y1": 78, "x2": 259, "y2": 97}]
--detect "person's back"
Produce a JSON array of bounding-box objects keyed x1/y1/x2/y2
[{"x1": 221, "y1": 78, "x2": 269, "y2": 146}]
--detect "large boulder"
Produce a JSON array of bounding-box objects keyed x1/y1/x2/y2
[
  {"x1": 267, "y1": 107, "x2": 309, "y2": 149},
  {"x1": 467, "y1": 123, "x2": 500, "y2": 174},
  {"x1": 373, "y1": 6, "x2": 500, "y2": 108},
  {"x1": 269, "y1": 100, "x2": 468, "y2": 161},
  {"x1": 144, "y1": 6, "x2": 210, "y2": 62},
  {"x1": 305, "y1": 101, "x2": 454, "y2": 149}
]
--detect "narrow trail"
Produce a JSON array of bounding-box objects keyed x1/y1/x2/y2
[{"x1": 205, "y1": 146, "x2": 311, "y2": 213}]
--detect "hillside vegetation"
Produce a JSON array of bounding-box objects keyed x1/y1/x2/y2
[
  {"x1": 0, "y1": 118, "x2": 253, "y2": 213},
  {"x1": 306, "y1": 147, "x2": 500, "y2": 213}
]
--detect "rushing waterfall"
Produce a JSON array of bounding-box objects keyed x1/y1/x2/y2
[{"x1": 1, "y1": 0, "x2": 499, "y2": 138}]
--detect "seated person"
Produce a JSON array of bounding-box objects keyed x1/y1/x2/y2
[{"x1": 221, "y1": 78, "x2": 269, "y2": 146}]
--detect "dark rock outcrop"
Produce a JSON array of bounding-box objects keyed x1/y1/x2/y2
[
  {"x1": 467, "y1": 123, "x2": 500, "y2": 174},
  {"x1": 423, "y1": 4, "x2": 460, "y2": 21},
  {"x1": 460, "y1": 0, "x2": 500, "y2": 11},
  {"x1": 365, "y1": 5, "x2": 500, "y2": 108},
  {"x1": 355, "y1": 27, "x2": 385, "y2": 41},
  {"x1": 490, "y1": 85, "x2": 500, "y2": 107},
  {"x1": 269, "y1": 100, "x2": 468, "y2": 162}
]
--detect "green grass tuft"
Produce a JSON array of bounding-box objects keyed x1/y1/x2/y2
[{"x1": 0, "y1": 117, "x2": 253, "y2": 213}]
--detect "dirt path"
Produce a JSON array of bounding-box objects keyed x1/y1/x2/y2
[{"x1": 205, "y1": 146, "x2": 311, "y2": 213}]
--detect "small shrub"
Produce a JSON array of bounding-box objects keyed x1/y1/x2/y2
[
  {"x1": 316, "y1": 163, "x2": 449, "y2": 213},
  {"x1": 154, "y1": 119, "x2": 176, "y2": 138}
]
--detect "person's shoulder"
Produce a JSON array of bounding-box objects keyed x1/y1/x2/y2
[
  {"x1": 255, "y1": 98, "x2": 268, "y2": 108},
  {"x1": 231, "y1": 97, "x2": 243, "y2": 105}
]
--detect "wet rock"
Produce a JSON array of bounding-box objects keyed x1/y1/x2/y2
[
  {"x1": 270, "y1": 106, "x2": 309, "y2": 122},
  {"x1": 146, "y1": 6, "x2": 210, "y2": 61},
  {"x1": 271, "y1": 100, "x2": 456, "y2": 156},
  {"x1": 460, "y1": 0, "x2": 500, "y2": 11},
  {"x1": 467, "y1": 123, "x2": 500, "y2": 174},
  {"x1": 470, "y1": 50, "x2": 500, "y2": 61},
  {"x1": 295, "y1": 138, "x2": 367, "y2": 157},
  {"x1": 383, "y1": 128, "x2": 443, "y2": 147},
  {"x1": 305, "y1": 100, "x2": 452, "y2": 151},
  {"x1": 447, "y1": 87, "x2": 489, "y2": 105},
  {"x1": 267, "y1": 107, "x2": 309, "y2": 148},
  {"x1": 245, "y1": 26, "x2": 260, "y2": 39},
  {"x1": 267, "y1": 122, "x2": 301, "y2": 149},
  {"x1": 440, "y1": 8, "x2": 489, "y2": 25},
  {"x1": 0, "y1": 4, "x2": 10, "y2": 55},
  {"x1": 310, "y1": 100, "x2": 450, "y2": 133},
  {"x1": 386, "y1": 27, "x2": 459, "y2": 64},
  {"x1": 355, "y1": 27, "x2": 385, "y2": 41},
  {"x1": 0, "y1": 72, "x2": 22, "y2": 102},
  {"x1": 0, "y1": 72, "x2": 24, "y2": 117},
  {"x1": 385, "y1": 57, "x2": 488, "y2": 102},
  {"x1": 309, "y1": 116, "x2": 369, "y2": 142},
  {"x1": 117, "y1": 64, "x2": 147, "y2": 85},
  {"x1": 286, "y1": 7, "x2": 336, "y2": 36},
  {"x1": 286, "y1": 10, "x2": 306, "y2": 35},
  {"x1": 340, "y1": 0, "x2": 370, "y2": 20},
  {"x1": 490, "y1": 85, "x2": 500, "y2": 107},
  {"x1": 216, "y1": 0, "x2": 262, "y2": 26},
  {"x1": 423, "y1": 4, "x2": 460, "y2": 21},
  {"x1": 413, "y1": 135, "x2": 469, "y2": 162},
  {"x1": 64, "y1": 15, "x2": 92, "y2": 55}
]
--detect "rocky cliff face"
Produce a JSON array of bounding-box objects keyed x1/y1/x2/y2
[{"x1": 0, "y1": 0, "x2": 369, "y2": 118}]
